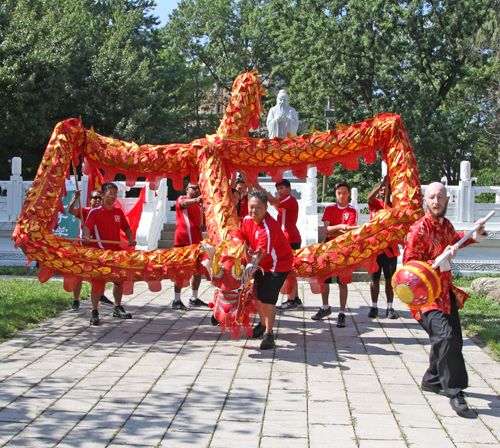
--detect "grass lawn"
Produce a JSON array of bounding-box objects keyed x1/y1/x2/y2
[
  {"x1": 0, "y1": 266, "x2": 40, "y2": 276},
  {"x1": 452, "y1": 274, "x2": 500, "y2": 359},
  {"x1": 461, "y1": 292, "x2": 500, "y2": 359},
  {"x1": 0, "y1": 279, "x2": 90, "y2": 342}
]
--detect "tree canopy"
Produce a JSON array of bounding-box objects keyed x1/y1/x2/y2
[
  {"x1": 1, "y1": 0, "x2": 498, "y2": 200},
  {"x1": 163, "y1": 0, "x2": 499, "y2": 196},
  {"x1": 0, "y1": 0, "x2": 215, "y2": 179}
]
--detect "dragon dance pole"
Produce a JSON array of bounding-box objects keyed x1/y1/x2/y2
[
  {"x1": 72, "y1": 161, "x2": 85, "y2": 225},
  {"x1": 393, "y1": 210, "x2": 496, "y2": 310},
  {"x1": 431, "y1": 210, "x2": 495, "y2": 270},
  {"x1": 67, "y1": 237, "x2": 136, "y2": 246}
]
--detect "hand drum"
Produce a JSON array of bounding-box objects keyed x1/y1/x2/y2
[{"x1": 392, "y1": 261, "x2": 442, "y2": 310}]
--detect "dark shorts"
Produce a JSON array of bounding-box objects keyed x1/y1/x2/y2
[
  {"x1": 290, "y1": 242, "x2": 301, "y2": 250},
  {"x1": 370, "y1": 252, "x2": 398, "y2": 281},
  {"x1": 324, "y1": 276, "x2": 343, "y2": 285},
  {"x1": 254, "y1": 271, "x2": 290, "y2": 305}
]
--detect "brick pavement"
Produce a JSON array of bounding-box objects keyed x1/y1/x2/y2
[{"x1": 0, "y1": 280, "x2": 499, "y2": 447}]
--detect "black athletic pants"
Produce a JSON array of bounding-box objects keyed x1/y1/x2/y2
[{"x1": 418, "y1": 291, "x2": 468, "y2": 398}]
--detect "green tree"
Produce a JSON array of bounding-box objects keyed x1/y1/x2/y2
[
  {"x1": 473, "y1": 3, "x2": 500, "y2": 165},
  {"x1": 265, "y1": 0, "x2": 497, "y2": 196},
  {"x1": 163, "y1": 0, "x2": 280, "y2": 91},
  {"x1": 0, "y1": 0, "x2": 196, "y2": 180}
]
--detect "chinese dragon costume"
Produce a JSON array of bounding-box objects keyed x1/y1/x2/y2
[{"x1": 13, "y1": 70, "x2": 424, "y2": 338}]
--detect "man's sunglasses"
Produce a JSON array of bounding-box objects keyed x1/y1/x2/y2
[{"x1": 90, "y1": 196, "x2": 102, "y2": 200}]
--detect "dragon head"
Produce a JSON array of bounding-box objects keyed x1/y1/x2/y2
[{"x1": 201, "y1": 243, "x2": 264, "y2": 339}]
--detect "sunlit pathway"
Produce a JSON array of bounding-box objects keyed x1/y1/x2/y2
[{"x1": 0, "y1": 279, "x2": 499, "y2": 447}]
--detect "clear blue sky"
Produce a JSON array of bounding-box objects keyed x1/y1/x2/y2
[{"x1": 151, "y1": 0, "x2": 181, "y2": 26}]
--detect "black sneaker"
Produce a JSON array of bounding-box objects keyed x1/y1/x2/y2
[
  {"x1": 295, "y1": 297, "x2": 303, "y2": 307},
  {"x1": 260, "y1": 332, "x2": 275, "y2": 350},
  {"x1": 210, "y1": 316, "x2": 220, "y2": 326},
  {"x1": 252, "y1": 322, "x2": 266, "y2": 339},
  {"x1": 113, "y1": 305, "x2": 132, "y2": 319},
  {"x1": 173, "y1": 301, "x2": 189, "y2": 310},
  {"x1": 337, "y1": 313, "x2": 346, "y2": 328},
  {"x1": 276, "y1": 300, "x2": 298, "y2": 311},
  {"x1": 368, "y1": 307, "x2": 378, "y2": 318},
  {"x1": 386, "y1": 308, "x2": 397, "y2": 319},
  {"x1": 450, "y1": 392, "x2": 469, "y2": 414},
  {"x1": 100, "y1": 295, "x2": 114, "y2": 305},
  {"x1": 189, "y1": 298, "x2": 208, "y2": 307},
  {"x1": 311, "y1": 307, "x2": 332, "y2": 321},
  {"x1": 90, "y1": 310, "x2": 99, "y2": 326},
  {"x1": 72, "y1": 300, "x2": 80, "y2": 311}
]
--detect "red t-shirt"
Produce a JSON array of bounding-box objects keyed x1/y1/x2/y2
[
  {"x1": 84, "y1": 206, "x2": 130, "y2": 250},
  {"x1": 369, "y1": 198, "x2": 391, "y2": 219},
  {"x1": 322, "y1": 204, "x2": 358, "y2": 241},
  {"x1": 277, "y1": 195, "x2": 301, "y2": 244},
  {"x1": 174, "y1": 196, "x2": 203, "y2": 246},
  {"x1": 241, "y1": 213, "x2": 293, "y2": 272},
  {"x1": 239, "y1": 195, "x2": 249, "y2": 220}
]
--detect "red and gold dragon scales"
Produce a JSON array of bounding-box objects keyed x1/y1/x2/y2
[{"x1": 12, "y1": 70, "x2": 424, "y2": 338}]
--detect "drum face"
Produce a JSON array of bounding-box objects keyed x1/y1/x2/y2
[{"x1": 392, "y1": 261, "x2": 441, "y2": 310}]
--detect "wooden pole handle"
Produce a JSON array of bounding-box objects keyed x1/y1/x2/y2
[
  {"x1": 72, "y1": 161, "x2": 85, "y2": 225},
  {"x1": 431, "y1": 210, "x2": 495, "y2": 269},
  {"x1": 67, "y1": 237, "x2": 135, "y2": 246},
  {"x1": 384, "y1": 177, "x2": 389, "y2": 209}
]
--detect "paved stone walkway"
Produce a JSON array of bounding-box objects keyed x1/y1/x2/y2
[{"x1": 0, "y1": 280, "x2": 499, "y2": 447}]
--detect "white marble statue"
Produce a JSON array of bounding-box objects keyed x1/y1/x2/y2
[{"x1": 267, "y1": 90, "x2": 299, "y2": 139}]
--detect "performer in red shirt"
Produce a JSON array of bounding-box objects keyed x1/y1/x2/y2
[
  {"x1": 404, "y1": 182, "x2": 487, "y2": 415},
  {"x1": 241, "y1": 190, "x2": 293, "y2": 350},
  {"x1": 67, "y1": 189, "x2": 104, "y2": 310},
  {"x1": 252, "y1": 178, "x2": 303, "y2": 310},
  {"x1": 68, "y1": 189, "x2": 102, "y2": 234},
  {"x1": 235, "y1": 177, "x2": 251, "y2": 220},
  {"x1": 82, "y1": 182, "x2": 136, "y2": 325},
  {"x1": 367, "y1": 176, "x2": 397, "y2": 319},
  {"x1": 313, "y1": 181, "x2": 358, "y2": 327},
  {"x1": 232, "y1": 188, "x2": 241, "y2": 217},
  {"x1": 173, "y1": 184, "x2": 208, "y2": 310}
]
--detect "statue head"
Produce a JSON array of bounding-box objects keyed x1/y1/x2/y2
[{"x1": 277, "y1": 90, "x2": 290, "y2": 109}]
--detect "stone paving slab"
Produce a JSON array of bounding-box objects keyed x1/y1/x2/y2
[{"x1": 0, "y1": 280, "x2": 499, "y2": 447}]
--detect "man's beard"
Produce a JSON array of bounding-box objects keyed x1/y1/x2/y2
[{"x1": 428, "y1": 202, "x2": 448, "y2": 219}]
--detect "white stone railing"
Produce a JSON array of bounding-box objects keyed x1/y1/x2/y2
[
  {"x1": 313, "y1": 161, "x2": 500, "y2": 229},
  {"x1": 0, "y1": 158, "x2": 172, "y2": 258},
  {"x1": 135, "y1": 179, "x2": 169, "y2": 251},
  {"x1": 1, "y1": 158, "x2": 499, "y2": 256},
  {"x1": 0, "y1": 158, "x2": 32, "y2": 222}
]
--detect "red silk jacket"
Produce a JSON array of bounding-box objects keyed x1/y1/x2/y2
[{"x1": 403, "y1": 211, "x2": 478, "y2": 320}]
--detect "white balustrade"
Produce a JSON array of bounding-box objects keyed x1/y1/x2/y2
[
  {"x1": 1, "y1": 158, "x2": 499, "y2": 273},
  {"x1": 134, "y1": 178, "x2": 169, "y2": 251}
]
